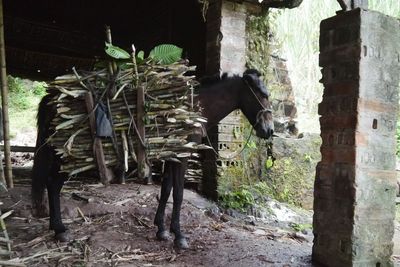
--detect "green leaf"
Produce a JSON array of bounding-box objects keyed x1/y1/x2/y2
[
  {"x1": 265, "y1": 157, "x2": 274, "y2": 169},
  {"x1": 118, "y1": 61, "x2": 133, "y2": 70},
  {"x1": 105, "y1": 42, "x2": 131, "y2": 59},
  {"x1": 246, "y1": 140, "x2": 257, "y2": 149},
  {"x1": 149, "y1": 44, "x2": 183, "y2": 65},
  {"x1": 137, "y1": 51, "x2": 145, "y2": 61}
]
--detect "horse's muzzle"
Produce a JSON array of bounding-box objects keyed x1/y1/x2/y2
[{"x1": 255, "y1": 123, "x2": 274, "y2": 139}]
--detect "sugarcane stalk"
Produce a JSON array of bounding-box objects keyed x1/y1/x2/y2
[
  {"x1": 105, "y1": 26, "x2": 117, "y2": 76},
  {"x1": 127, "y1": 134, "x2": 137, "y2": 163},
  {"x1": 121, "y1": 130, "x2": 129, "y2": 173}
]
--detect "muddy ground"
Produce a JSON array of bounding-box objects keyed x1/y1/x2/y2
[
  {"x1": 0, "y1": 181, "x2": 320, "y2": 267},
  {"x1": 2, "y1": 135, "x2": 400, "y2": 266},
  {"x1": 1, "y1": 132, "x2": 316, "y2": 266}
]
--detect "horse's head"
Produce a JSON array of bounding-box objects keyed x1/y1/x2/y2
[{"x1": 239, "y1": 69, "x2": 274, "y2": 139}]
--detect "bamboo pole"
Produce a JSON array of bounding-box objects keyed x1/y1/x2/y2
[
  {"x1": 137, "y1": 85, "x2": 150, "y2": 184},
  {"x1": 105, "y1": 26, "x2": 117, "y2": 83},
  {"x1": 0, "y1": 0, "x2": 12, "y2": 188}
]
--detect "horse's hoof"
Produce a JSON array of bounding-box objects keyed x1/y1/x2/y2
[
  {"x1": 156, "y1": 230, "x2": 170, "y2": 241},
  {"x1": 174, "y1": 237, "x2": 189, "y2": 250},
  {"x1": 55, "y1": 232, "x2": 70, "y2": 242}
]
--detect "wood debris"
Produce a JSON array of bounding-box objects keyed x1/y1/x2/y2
[{"x1": 0, "y1": 203, "x2": 12, "y2": 263}]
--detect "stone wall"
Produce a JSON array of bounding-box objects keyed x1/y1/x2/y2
[
  {"x1": 313, "y1": 8, "x2": 400, "y2": 266},
  {"x1": 246, "y1": 11, "x2": 297, "y2": 135}
]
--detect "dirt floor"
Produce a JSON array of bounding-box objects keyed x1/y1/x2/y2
[
  {"x1": 1, "y1": 146, "x2": 400, "y2": 266},
  {"x1": 0, "y1": 181, "x2": 320, "y2": 267}
]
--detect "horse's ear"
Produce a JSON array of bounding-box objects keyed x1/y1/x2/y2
[
  {"x1": 243, "y1": 69, "x2": 261, "y2": 77},
  {"x1": 242, "y1": 72, "x2": 258, "y2": 85},
  {"x1": 243, "y1": 70, "x2": 270, "y2": 97}
]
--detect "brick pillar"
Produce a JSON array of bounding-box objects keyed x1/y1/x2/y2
[
  {"x1": 202, "y1": 0, "x2": 258, "y2": 199},
  {"x1": 314, "y1": 9, "x2": 400, "y2": 267},
  {"x1": 219, "y1": 1, "x2": 247, "y2": 73},
  {"x1": 205, "y1": 0, "x2": 251, "y2": 75}
]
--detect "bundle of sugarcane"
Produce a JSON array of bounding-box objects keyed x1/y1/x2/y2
[{"x1": 47, "y1": 44, "x2": 209, "y2": 185}]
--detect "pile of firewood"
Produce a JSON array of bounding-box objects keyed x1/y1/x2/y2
[{"x1": 47, "y1": 59, "x2": 208, "y2": 184}]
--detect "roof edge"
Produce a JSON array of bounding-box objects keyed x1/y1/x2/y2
[{"x1": 242, "y1": 0, "x2": 303, "y2": 9}]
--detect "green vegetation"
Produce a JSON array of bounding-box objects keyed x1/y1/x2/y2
[
  {"x1": 369, "y1": 1, "x2": 400, "y2": 17},
  {"x1": 219, "y1": 185, "x2": 255, "y2": 212},
  {"x1": 217, "y1": 133, "x2": 273, "y2": 212},
  {"x1": 218, "y1": 178, "x2": 271, "y2": 212},
  {"x1": 290, "y1": 222, "x2": 312, "y2": 232},
  {"x1": 8, "y1": 76, "x2": 47, "y2": 137},
  {"x1": 148, "y1": 44, "x2": 183, "y2": 65},
  {"x1": 238, "y1": 6, "x2": 323, "y2": 211},
  {"x1": 271, "y1": 2, "x2": 336, "y2": 133},
  {"x1": 265, "y1": 157, "x2": 313, "y2": 206},
  {"x1": 217, "y1": 138, "x2": 320, "y2": 211},
  {"x1": 272, "y1": 1, "x2": 400, "y2": 226},
  {"x1": 246, "y1": 11, "x2": 272, "y2": 82},
  {"x1": 272, "y1": 0, "x2": 400, "y2": 133},
  {"x1": 105, "y1": 43, "x2": 183, "y2": 65},
  {"x1": 246, "y1": 10, "x2": 289, "y2": 102},
  {"x1": 7, "y1": 42, "x2": 182, "y2": 139},
  {"x1": 218, "y1": 129, "x2": 321, "y2": 211}
]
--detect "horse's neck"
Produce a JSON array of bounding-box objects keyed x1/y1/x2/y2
[{"x1": 198, "y1": 80, "x2": 240, "y2": 129}]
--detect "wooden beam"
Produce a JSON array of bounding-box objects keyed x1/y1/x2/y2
[
  {"x1": 337, "y1": 0, "x2": 368, "y2": 11},
  {"x1": 0, "y1": 0, "x2": 12, "y2": 188},
  {"x1": 0, "y1": 145, "x2": 35, "y2": 153}
]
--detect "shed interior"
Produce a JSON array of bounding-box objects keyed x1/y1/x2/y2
[{"x1": 3, "y1": 0, "x2": 207, "y2": 80}]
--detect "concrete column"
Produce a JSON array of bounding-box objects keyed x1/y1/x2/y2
[
  {"x1": 314, "y1": 9, "x2": 400, "y2": 267},
  {"x1": 203, "y1": 0, "x2": 257, "y2": 199},
  {"x1": 219, "y1": 1, "x2": 247, "y2": 74}
]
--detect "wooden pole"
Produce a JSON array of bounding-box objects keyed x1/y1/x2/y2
[
  {"x1": 0, "y1": 0, "x2": 12, "y2": 188},
  {"x1": 105, "y1": 26, "x2": 117, "y2": 79},
  {"x1": 85, "y1": 92, "x2": 113, "y2": 185},
  {"x1": 136, "y1": 86, "x2": 147, "y2": 183},
  {"x1": 337, "y1": 0, "x2": 368, "y2": 11}
]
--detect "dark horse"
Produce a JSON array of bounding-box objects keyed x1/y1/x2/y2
[{"x1": 31, "y1": 68, "x2": 274, "y2": 249}]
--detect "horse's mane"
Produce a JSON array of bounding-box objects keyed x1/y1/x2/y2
[
  {"x1": 196, "y1": 69, "x2": 262, "y2": 94},
  {"x1": 199, "y1": 69, "x2": 261, "y2": 88},
  {"x1": 199, "y1": 73, "x2": 227, "y2": 86},
  {"x1": 198, "y1": 73, "x2": 242, "y2": 91},
  {"x1": 243, "y1": 69, "x2": 261, "y2": 77}
]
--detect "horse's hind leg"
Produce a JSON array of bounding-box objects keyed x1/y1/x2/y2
[
  {"x1": 31, "y1": 156, "x2": 49, "y2": 218},
  {"x1": 154, "y1": 162, "x2": 173, "y2": 240},
  {"x1": 47, "y1": 166, "x2": 68, "y2": 242},
  {"x1": 170, "y1": 158, "x2": 188, "y2": 249}
]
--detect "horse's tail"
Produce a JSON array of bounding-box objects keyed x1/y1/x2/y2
[{"x1": 31, "y1": 93, "x2": 54, "y2": 217}]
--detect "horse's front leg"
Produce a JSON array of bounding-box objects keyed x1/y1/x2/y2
[
  {"x1": 170, "y1": 158, "x2": 188, "y2": 249},
  {"x1": 154, "y1": 162, "x2": 173, "y2": 240},
  {"x1": 47, "y1": 169, "x2": 68, "y2": 242}
]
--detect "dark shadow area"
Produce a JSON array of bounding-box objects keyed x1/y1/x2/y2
[{"x1": 3, "y1": 0, "x2": 206, "y2": 80}]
